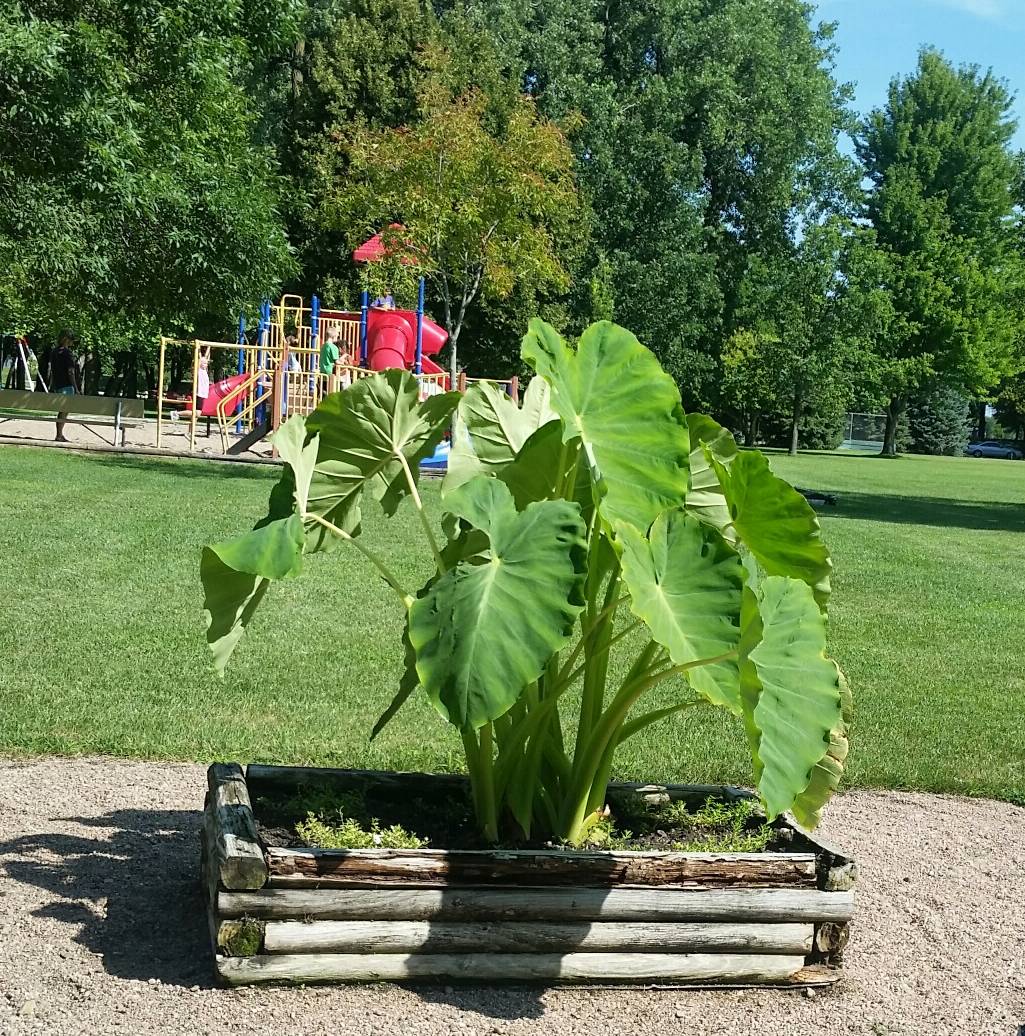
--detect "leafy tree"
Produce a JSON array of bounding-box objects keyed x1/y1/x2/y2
[
  {"x1": 730, "y1": 220, "x2": 855, "y2": 455},
  {"x1": 280, "y1": 0, "x2": 444, "y2": 294},
  {"x1": 720, "y1": 329, "x2": 780, "y2": 447},
  {"x1": 432, "y1": 0, "x2": 855, "y2": 402},
  {"x1": 994, "y1": 374, "x2": 1025, "y2": 441},
  {"x1": 855, "y1": 49, "x2": 1025, "y2": 456},
  {"x1": 0, "y1": 0, "x2": 298, "y2": 360},
  {"x1": 323, "y1": 87, "x2": 584, "y2": 380}
]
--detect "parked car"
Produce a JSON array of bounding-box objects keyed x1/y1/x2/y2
[{"x1": 966, "y1": 440, "x2": 1024, "y2": 460}]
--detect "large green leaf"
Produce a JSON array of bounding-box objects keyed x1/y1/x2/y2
[
  {"x1": 685, "y1": 414, "x2": 738, "y2": 541},
  {"x1": 617, "y1": 511, "x2": 744, "y2": 712},
  {"x1": 724, "y1": 451, "x2": 832, "y2": 609},
  {"x1": 743, "y1": 576, "x2": 844, "y2": 821},
  {"x1": 408, "y1": 476, "x2": 587, "y2": 729},
  {"x1": 444, "y1": 377, "x2": 557, "y2": 494},
  {"x1": 201, "y1": 513, "x2": 305, "y2": 673},
  {"x1": 521, "y1": 320, "x2": 690, "y2": 531},
  {"x1": 790, "y1": 663, "x2": 852, "y2": 829},
  {"x1": 499, "y1": 422, "x2": 592, "y2": 515},
  {"x1": 305, "y1": 369, "x2": 460, "y2": 543},
  {"x1": 270, "y1": 415, "x2": 318, "y2": 513},
  {"x1": 200, "y1": 553, "x2": 270, "y2": 676}
]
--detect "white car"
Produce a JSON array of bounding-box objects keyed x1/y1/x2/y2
[{"x1": 967, "y1": 441, "x2": 1023, "y2": 460}]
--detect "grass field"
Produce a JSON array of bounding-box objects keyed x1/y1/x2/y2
[{"x1": 1, "y1": 444, "x2": 1023, "y2": 804}]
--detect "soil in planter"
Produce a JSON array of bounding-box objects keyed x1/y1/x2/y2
[{"x1": 253, "y1": 781, "x2": 784, "y2": 854}]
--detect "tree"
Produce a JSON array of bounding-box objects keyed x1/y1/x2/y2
[
  {"x1": 994, "y1": 374, "x2": 1025, "y2": 441},
  {"x1": 731, "y1": 220, "x2": 854, "y2": 456},
  {"x1": 721, "y1": 329, "x2": 782, "y2": 447},
  {"x1": 323, "y1": 87, "x2": 584, "y2": 380},
  {"x1": 0, "y1": 0, "x2": 298, "y2": 357},
  {"x1": 906, "y1": 385, "x2": 972, "y2": 456},
  {"x1": 429, "y1": 0, "x2": 855, "y2": 402},
  {"x1": 855, "y1": 49, "x2": 1025, "y2": 456}
]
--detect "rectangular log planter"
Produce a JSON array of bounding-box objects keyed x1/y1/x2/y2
[{"x1": 200, "y1": 763, "x2": 856, "y2": 988}]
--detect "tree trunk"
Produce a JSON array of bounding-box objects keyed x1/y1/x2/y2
[
  {"x1": 448, "y1": 326, "x2": 461, "y2": 395},
  {"x1": 882, "y1": 396, "x2": 906, "y2": 457},
  {"x1": 975, "y1": 401, "x2": 987, "y2": 441},
  {"x1": 788, "y1": 395, "x2": 802, "y2": 457}
]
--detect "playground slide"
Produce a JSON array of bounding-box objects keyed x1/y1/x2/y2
[
  {"x1": 365, "y1": 309, "x2": 448, "y2": 373},
  {"x1": 419, "y1": 355, "x2": 448, "y2": 383}
]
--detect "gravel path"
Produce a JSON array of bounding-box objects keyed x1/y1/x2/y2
[{"x1": 0, "y1": 757, "x2": 1022, "y2": 1036}]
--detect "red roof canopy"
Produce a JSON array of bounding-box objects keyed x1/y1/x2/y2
[{"x1": 352, "y1": 223, "x2": 419, "y2": 265}]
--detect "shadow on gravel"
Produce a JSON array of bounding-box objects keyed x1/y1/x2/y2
[
  {"x1": 410, "y1": 985, "x2": 546, "y2": 1022},
  {"x1": 0, "y1": 808, "x2": 214, "y2": 988}
]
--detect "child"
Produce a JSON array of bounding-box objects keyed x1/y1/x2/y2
[{"x1": 336, "y1": 349, "x2": 353, "y2": 389}]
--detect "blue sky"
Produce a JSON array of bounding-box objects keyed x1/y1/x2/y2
[{"x1": 815, "y1": 0, "x2": 1025, "y2": 150}]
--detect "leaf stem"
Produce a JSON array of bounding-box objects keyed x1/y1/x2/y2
[
  {"x1": 305, "y1": 512, "x2": 413, "y2": 606},
  {"x1": 397, "y1": 451, "x2": 446, "y2": 571},
  {"x1": 477, "y1": 722, "x2": 499, "y2": 843}
]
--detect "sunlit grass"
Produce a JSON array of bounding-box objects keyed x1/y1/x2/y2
[{"x1": 1, "y1": 445, "x2": 1022, "y2": 804}]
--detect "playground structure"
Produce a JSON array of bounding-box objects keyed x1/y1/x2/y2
[{"x1": 157, "y1": 235, "x2": 518, "y2": 455}]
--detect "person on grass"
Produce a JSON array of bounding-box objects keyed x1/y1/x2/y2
[{"x1": 50, "y1": 331, "x2": 80, "y2": 442}]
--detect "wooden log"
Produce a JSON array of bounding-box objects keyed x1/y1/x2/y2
[
  {"x1": 216, "y1": 951, "x2": 809, "y2": 987},
  {"x1": 813, "y1": 921, "x2": 850, "y2": 962},
  {"x1": 261, "y1": 920, "x2": 814, "y2": 955},
  {"x1": 783, "y1": 816, "x2": 859, "y2": 892},
  {"x1": 220, "y1": 886, "x2": 855, "y2": 924},
  {"x1": 207, "y1": 763, "x2": 268, "y2": 891},
  {"x1": 217, "y1": 918, "x2": 267, "y2": 956},
  {"x1": 263, "y1": 845, "x2": 817, "y2": 890},
  {"x1": 199, "y1": 806, "x2": 222, "y2": 952},
  {"x1": 246, "y1": 764, "x2": 756, "y2": 808}
]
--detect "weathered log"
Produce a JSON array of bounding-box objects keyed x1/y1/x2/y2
[
  {"x1": 783, "y1": 816, "x2": 859, "y2": 893},
  {"x1": 216, "y1": 951, "x2": 809, "y2": 986},
  {"x1": 822, "y1": 859, "x2": 859, "y2": 892},
  {"x1": 261, "y1": 919, "x2": 814, "y2": 955},
  {"x1": 207, "y1": 763, "x2": 267, "y2": 890},
  {"x1": 220, "y1": 886, "x2": 855, "y2": 924},
  {"x1": 218, "y1": 918, "x2": 266, "y2": 956},
  {"x1": 263, "y1": 845, "x2": 816, "y2": 890},
  {"x1": 813, "y1": 921, "x2": 850, "y2": 962},
  {"x1": 199, "y1": 807, "x2": 222, "y2": 952},
  {"x1": 245, "y1": 764, "x2": 757, "y2": 809}
]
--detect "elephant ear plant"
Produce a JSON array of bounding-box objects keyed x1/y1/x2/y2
[{"x1": 201, "y1": 321, "x2": 851, "y2": 846}]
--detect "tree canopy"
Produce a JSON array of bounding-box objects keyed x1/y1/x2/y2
[
  {"x1": 855, "y1": 49, "x2": 1025, "y2": 455},
  {"x1": 3, "y1": 2, "x2": 1023, "y2": 456}
]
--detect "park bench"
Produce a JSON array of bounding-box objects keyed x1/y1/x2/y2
[{"x1": 0, "y1": 389, "x2": 145, "y2": 446}]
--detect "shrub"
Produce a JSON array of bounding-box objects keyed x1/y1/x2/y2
[{"x1": 201, "y1": 321, "x2": 850, "y2": 845}]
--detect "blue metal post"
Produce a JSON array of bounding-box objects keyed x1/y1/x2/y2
[
  {"x1": 310, "y1": 294, "x2": 320, "y2": 373},
  {"x1": 235, "y1": 314, "x2": 246, "y2": 434},
  {"x1": 359, "y1": 289, "x2": 370, "y2": 367},
  {"x1": 255, "y1": 300, "x2": 270, "y2": 426},
  {"x1": 414, "y1": 277, "x2": 425, "y2": 375}
]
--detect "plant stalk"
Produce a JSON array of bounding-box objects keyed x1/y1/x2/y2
[{"x1": 305, "y1": 512, "x2": 412, "y2": 605}]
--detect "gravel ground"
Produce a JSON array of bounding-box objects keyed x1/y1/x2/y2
[
  {"x1": 0, "y1": 417, "x2": 273, "y2": 457},
  {"x1": 0, "y1": 757, "x2": 1022, "y2": 1036}
]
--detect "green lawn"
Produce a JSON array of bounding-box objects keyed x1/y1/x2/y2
[{"x1": 1, "y1": 445, "x2": 1023, "y2": 804}]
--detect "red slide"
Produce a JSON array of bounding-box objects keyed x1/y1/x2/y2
[{"x1": 365, "y1": 308, "x2": 448, "y2": 375}]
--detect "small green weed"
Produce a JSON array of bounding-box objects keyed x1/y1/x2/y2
[
  {"x1": 279, "y1": 783, "x2": 428, "y2": 849},
  {"x1": 295, "y1": 812, "x2": 427, "y2": 849},
  {"x1": 583, "y1": 796, "x2": 772, "y2": 852}
]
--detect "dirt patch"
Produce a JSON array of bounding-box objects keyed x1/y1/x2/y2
[
  {"x1": 252, "y1": 781, "x2": 779, "y2": 853},
  {"x1": 1, "y1": 756, "x2": 1023, "y2": 1035}
]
